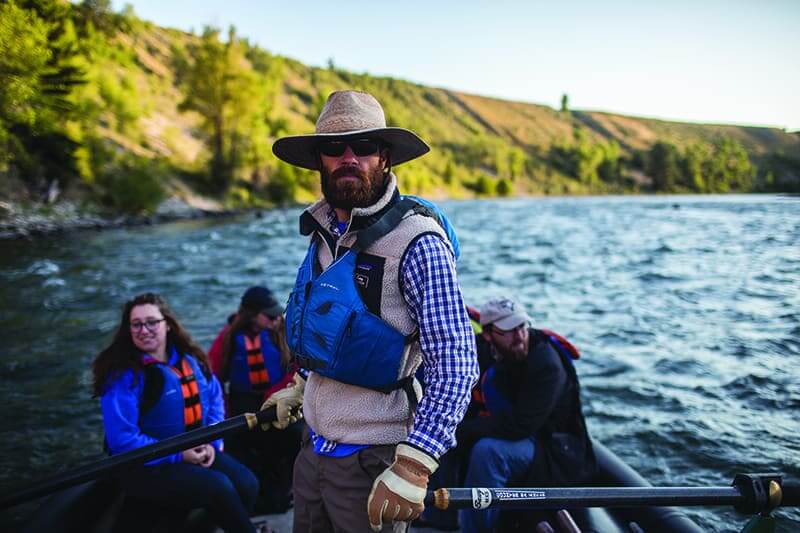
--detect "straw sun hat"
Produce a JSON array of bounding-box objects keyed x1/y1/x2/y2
[{"x1": 272, "y1": 90, "x2": 430, "y2": 170}]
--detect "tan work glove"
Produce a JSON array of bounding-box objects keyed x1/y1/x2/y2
[
  {"x1": 367, "y1": 443, "x2": 438, "y2": 531},
  {"x1": 259, "y1": 373, "x2": 305, "y2": 430}
]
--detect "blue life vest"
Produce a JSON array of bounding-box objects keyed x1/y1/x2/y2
[
  {"x1": 229, "y1": 331, "x2": 284, "y2": 393},
  {"x1": 481, "y1": 365, "x2": 514, "y2": 417},
  {"x1": 286, "y1": 240, "x2": 409, "y2": 391},
  {"x1": 286, "y1": 198, "x2": 431, "y2": 392},
  {"x1": 139, "y1": 354, "x2": 208, "y2": 440}
]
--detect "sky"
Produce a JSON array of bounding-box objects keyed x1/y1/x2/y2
[{"x1": 112, "y1": 0, "x2": 800, "y2": 131}]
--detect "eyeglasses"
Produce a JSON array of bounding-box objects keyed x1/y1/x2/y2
[
  {"x1": 130, "y1": 318, "x2": 166, "y2": 332},
  {"x1": 492, "y1": 323, "x2": 529, "y2": 337},
  {"x1": 317, "y1": 139, "x2": 382, "y2": 157}
]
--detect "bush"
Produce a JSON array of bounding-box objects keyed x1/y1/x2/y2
[
  {"x1": 475, "y1": 174, "x2": 496, "y2": 196},
  {"x1": 99, "y1": 157, "x2": 166, "y2": 214},
  {"x1": 265, "y1": 161, "x2": 299, "y2": 204},
  {"x1": 496, "y1": 178, "x2": 513, "y2": 196}
]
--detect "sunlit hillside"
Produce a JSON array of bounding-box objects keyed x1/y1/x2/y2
[{"x1": 2, "y1": 1, "x2": 799, "y2": 213}]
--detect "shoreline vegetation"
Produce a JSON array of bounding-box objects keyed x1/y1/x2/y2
[
  {"x1": 1, "y1": 1, "x2": 799, "y2": 240},
  {"x1": 0, "y1": 197, "x2": 241, "y2": 240}
]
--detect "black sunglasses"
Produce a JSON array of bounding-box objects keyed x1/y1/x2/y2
[{"x1": 317, "y1": 139, "x2": 382, "y2": 157}]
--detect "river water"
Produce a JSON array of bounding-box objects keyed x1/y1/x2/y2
[{"x1": 0, "y1": 195, "x2": 798, "y2": 531}]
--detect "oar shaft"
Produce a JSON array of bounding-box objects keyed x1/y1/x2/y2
[
  {"x1": 0, "y1": 407, "x2": 276, "y2": 510},
  {"x1": 428, "y1": 486, "x2": 745, "y2": 511}
]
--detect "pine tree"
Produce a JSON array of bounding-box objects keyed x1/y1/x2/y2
[{"x1": 179, "y1": 26, "x2": 270, "y2": 193}]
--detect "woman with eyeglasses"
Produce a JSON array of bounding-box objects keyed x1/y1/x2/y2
[
  {"x1": 209, "y1": 285, "x2": 302, "y2": 514},
  {"x1": 91, "y1": 292, "x2": 260, "y2": 533}
]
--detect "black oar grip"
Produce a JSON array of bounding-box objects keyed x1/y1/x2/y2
[
  {"x1": 248, "y1": 406, "x2": 278, "y2": 429},
  {"x1": 780, "y1": 481, "x2": 800, "y2": 507}
]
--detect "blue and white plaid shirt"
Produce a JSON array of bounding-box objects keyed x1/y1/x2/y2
[
  {"x1": 316, "y1": 211, "x2": 479, "y2": 459},
  {"x1": 401, "y1": 233, "x2": 479, "y2": 458}
]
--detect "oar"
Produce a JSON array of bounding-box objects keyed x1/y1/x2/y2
[
  {"x1": 426, "y1": 474, "x2": 799, "y2": 514},
  {"x1": 0, "y1": 407, "x2": 277, "y2": 510}
]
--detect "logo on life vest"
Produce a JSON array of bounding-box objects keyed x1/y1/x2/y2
[
  {"x1": 355, "y1": 273, "x2": 369, "y2": 288},
  {"x1": 319, "y1": 282, "x2": 339, "y2": 291},
  {"x1": 472, "y1": 488, "x2": 492, "y2": 510}
]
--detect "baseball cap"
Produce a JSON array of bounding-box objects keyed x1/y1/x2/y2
[
  {"x1": 479, "y1": 297, "x2": 531, "y2": 330},
  {"x1": 241, "y1": 286, "x2": 284, "y2": 316}
]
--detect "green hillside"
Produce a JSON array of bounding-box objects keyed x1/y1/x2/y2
[{"x1": 2, "y1": 1, "x2": 799, "y2": 214}]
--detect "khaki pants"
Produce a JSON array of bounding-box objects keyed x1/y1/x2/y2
[{"x1": 292, "y1": 431, "x2": 407, "y2": 533}]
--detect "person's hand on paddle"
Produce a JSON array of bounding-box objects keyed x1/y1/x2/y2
[
  {"x1": 367, "y1": 443, "x2": 438, "y2": 531},
  {"x1": 259, "y1": 373, "x2": 305, "y2": 430},
  {"x1": 182, "y1": 444, "x2": 214, "y2": 467}
]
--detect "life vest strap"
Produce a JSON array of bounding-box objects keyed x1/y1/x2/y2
[
  {"x1": 352, "y1": 198, "x2": 418, "y2": 253},
  {"x1": 183, "y1": 395, "x2": 201, "y2": 408},
  {"x1": 540, "y1": 328, "x2": 581, "y2": 360},
  {"x1": 294, "y1": 352, "x2": 327, "y2": 372},
  {"x1": 185, "y1": 420, "x2": 203, "y2": 431}
]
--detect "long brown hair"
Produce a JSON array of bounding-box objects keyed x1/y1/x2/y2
[
  {"x1": 219, "y1": 307, "x2": 291, "y2": 381},
  {"x1": 91, "y1": 293, "x2": 210, "y2": 397}
]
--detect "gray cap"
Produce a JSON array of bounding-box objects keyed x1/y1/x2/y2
[{"x1": 479, "y1": 297, "x2": 531, "y2": 330}]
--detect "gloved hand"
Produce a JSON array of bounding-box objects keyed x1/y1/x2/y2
[
  {"x1": 367, "y1": 443, "x2": 438, "y2": 531},
  {"x1": 259, "y1": 373, "x2": 305, "y2": 430}
]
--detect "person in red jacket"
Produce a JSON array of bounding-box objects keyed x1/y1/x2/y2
[{"x1": 209, "y1": 286, "x2": 301, "y2": 514}]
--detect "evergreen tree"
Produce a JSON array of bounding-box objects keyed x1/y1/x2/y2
[
  {"x1": 0, "y1": 0, "x2": 85, "y2": 191},
  {"x1": 179, "y1": 26, "x2": 269, "y2": 193},
  {"x1": 647, "y1": 141, "x2": 681, "y2": 191}
]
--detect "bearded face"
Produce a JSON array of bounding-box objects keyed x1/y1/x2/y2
[
  {"x1": 320, "y1": 162, "x2": 387, "y2": 209},
  {"x1": 487, "y1": 325, "x2": 530, "y2": 362},
  {"x1": 319, "y1": 145, "x2": 388, "y2": 210}
]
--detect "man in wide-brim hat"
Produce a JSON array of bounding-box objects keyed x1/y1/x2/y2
[{"x1": 272, "y1": 91, "x2": 478, "y2": 532}]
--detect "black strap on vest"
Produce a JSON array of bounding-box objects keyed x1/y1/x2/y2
[
  {"x1": 351, "y1": 197, "x2": 419, "y2": 253},
  {"x1": 373, "y1": 375, "x2": 419, "y2": 412}
]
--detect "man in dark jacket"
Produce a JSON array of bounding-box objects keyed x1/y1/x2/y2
[{"x1": 456, "y1": 297, "x2": 595, "y2": 533}]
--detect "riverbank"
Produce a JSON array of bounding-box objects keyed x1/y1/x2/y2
[{"x1": 0, "y1": 197, "x2": 241, "y2": 240}]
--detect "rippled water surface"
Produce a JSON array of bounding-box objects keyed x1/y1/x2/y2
[{"x1": 1, "y1": 195, "x2": 798, "y2": 531}]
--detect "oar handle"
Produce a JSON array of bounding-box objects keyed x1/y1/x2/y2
[{"x1": 780, "y1": 481, "x2": 800, "y2": 507}]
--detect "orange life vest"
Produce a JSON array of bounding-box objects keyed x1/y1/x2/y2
[
  {"x1": 244, "y1": 335, "x2": 270, "y2": 387},
  {"x1": 169, "y1": 357, "x2": 203, "y2": 431}
]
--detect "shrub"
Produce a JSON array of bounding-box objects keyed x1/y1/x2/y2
[{"x1": 99, "y1": 157, "x2": 166, "y2": 213}]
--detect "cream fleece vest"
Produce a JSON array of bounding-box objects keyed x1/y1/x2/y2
[{"x1": 301, "y1": 174, "x2": 450, "y2": 445}]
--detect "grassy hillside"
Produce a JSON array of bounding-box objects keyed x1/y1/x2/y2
[{"x1": 2, "y1": 1, "x2": 799, "y2": 213}]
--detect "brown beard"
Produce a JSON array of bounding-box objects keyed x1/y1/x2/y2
[
  {"x1": 321, "y1": 164, "x2": 387, "y2": 209},
  {"x1": 493, "y1": 336, "x2": 529, "y2": 362}
]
